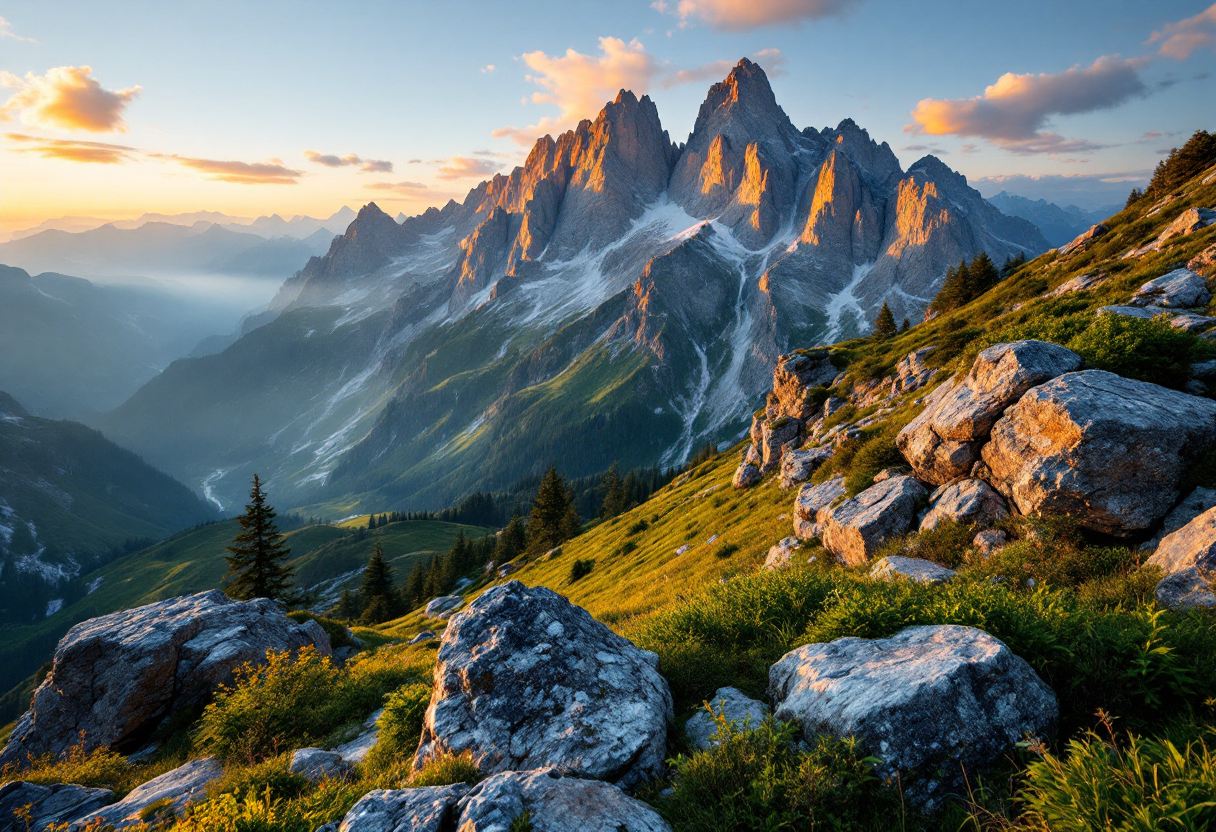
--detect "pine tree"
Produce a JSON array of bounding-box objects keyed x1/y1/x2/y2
[
  {"x1": 495, "y1": 516, "x2": 527, "y2": 563},
  {"x1": 900, "y1": 318, "x2": 911, "y2": 333},
  {"x1": 1125, "y1": 187, "x2": 1144, "y2": 208},
  {"x1": 404, "y1": 561, "x2": 425, "y2": 607},
  {"x1": 600, "y1": 464, "x2": 626, "y2": 519},
  {"x1": 336, "y1": 589, "x2": 361, "y2": 621},
  {"x1": 873, "y1": 302, "x2": 897, "y2": 339},
  {"x1": 224, "y1": 474, "x2": 297, "y2": 604},
  {"x1": 967, "y1": 252, "x2": 1000, "y2": 297},
  {"x1": 528, "y1": 467, "x2": 572, "y2": 553},
  {"x1": 561, "y1": 500, "x2": 582, "y2": 541},
  {"x1": 360, "y1": 542, "x2": 394, "y2": 604}
]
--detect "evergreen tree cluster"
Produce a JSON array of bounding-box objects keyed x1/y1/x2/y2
[
  {"x1": 925, "y1": 252, "x2": 1004, "y2": 318},
  {"x1": 1129, "y1": 130, "x2": 1216, "y2": 205}
]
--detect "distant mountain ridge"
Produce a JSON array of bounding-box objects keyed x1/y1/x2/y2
[
  {"x1": 985, "y1": 191, "x2": 1121, "y2": 248},
  {"x1": 100, "y1": 58, "x2": 1048, "y2": 513},
  {"x1": 1, "y1": 206, "x2": 356, "y2": 244}
]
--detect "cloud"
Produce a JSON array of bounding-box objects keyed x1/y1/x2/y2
[
  {"x1": 663, "y1": 48, "x2": 786, "y2": 87},
  {"x1": 154, "y1": 155, "x2": 303, "y2": 185},
  {"x1": 492, "y1": 37, "x2": 659, "y2": 145},
  {"x1": 303, "y1": 150, "x2": 392, "y2": 173},
  {"x1": 908, "y1": 55, "x2": 1148, "y2": 155},
  {"x1": 437, "y1": 157, "x2": 503, "y2": 179},
  {"x1": 365, "y1": 180, "x2": 428, "y2": 192},
  {"x1": 0, "y1": 16, "x2": 36, "y2": 43},
  {"x1": 1148, "y1": 3, "x2": 1216, "y2": 60},
  {"x1": 0, "y1": 66, "x2": 140, "y2": 132},
  {"x1": 481, "y1": 64, "x2": 496, "y2": 74},
  {"x1": 5, "y1": 132, "x2": 136, "y2": 163},
  {"x1": 659, "y1": 0, "x2": 851, "y2": 30}
]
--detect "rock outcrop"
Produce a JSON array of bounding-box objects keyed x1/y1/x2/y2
[
  {"x1": 1147, "y1": 506, "x2": 1216, "y2": 610},
  {"x1": 335, "y1": 784, "x2": 469, "y2": 832},
  {"x1": 414, "y1": 581, "x2": 672, "y2": 788},
  {"x1": 920, "y1": 479, "x2": 1008, "y2": 531},
  {"x1": 424, "y1": 595, "x2": 463, "y2": 619},
  {"x1": 456, "y1": 769, "x2": 672, "y2": 832},
  {"x1": 72, "y1": 758, "x2": 223, "y2": 830},
  {"x1": 1130, "y1": 268, "x2": 1212, "y2": 309},
  {"x1": 764, "y1": 536, "x2": 803, "y2": 570},
  {"x1": 0, "y1": 782, "x2": 112, "y2": 832},
  {"x1": 290, "y1": 748, "x2": 350, "y2": 781},
  {"x1": 982, "y1": 371, "x2": 1216, "y2": 535},
  {"x1": 0, "y1": 592, "x2": 330, "y2": 766},
  {"x1": 685, "y1": 688, "x2": 770, "y2": 751},
  {"x1": 779, "y1": 446, "x2": 833, "y2": 489},
  {"x1": 793, "y1": 476, "x2": 846, "y2": 540},
  {"x1": 868, "y1": 556, "x2": 956, "y2": 584},
  {"x1": 769, "y1": 625, "x2": 1057, "y2": 806},
  {"x1": 1059, "y1": 223, "x2": 1107, "y2": 256},
  {"x1": 818, "y1": 475, "x2": 928, "y2": 565},
  {"x1": 768, "y1": 352, "x2": 837, "y2": 421}
]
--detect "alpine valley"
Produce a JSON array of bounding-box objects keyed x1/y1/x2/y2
[{"x1": 96, "y1": 60, "x2": 1046, "y2": 513}]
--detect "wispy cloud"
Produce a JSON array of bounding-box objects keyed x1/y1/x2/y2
[
  {"x1": 0, "y1": 16, "x2": 37, "y2": 43},
  {"x1": 481, "y1": 64, "x2": 496, "y2": 74},
  {"x1": 437, "y1": 157, "x2": 503, "y2": 179},
  {"x1": 0, "y1": 65, "x2": 140, "y2": 132},
  {"x1": 662, "y1": 48, "x2": 786, "y2": 87},
  {"x1": 907, "y1": 55, "x2": 1148, "y2": 155},
  {"x1": 156, "y1": 154, "x2": 303, "y2": 185},
  {"x1": 365, "y1": 180, "x2": 428, "y2": 192},
  {"x1": 5, "y1": 132, "x2": 136, "y2": 163},
  {"x1": 304, "y1": 150, "x2": 392, "y2": 173},
  {"x1": 1148, "y1": 3, "x2": 1216, "y2": 60},
  {"x1": 973, "y1": 170, "x2": 1150, "y2": 209},
  {"x1": 657, "y1": 0, "x2": 853, "y2": 31}
]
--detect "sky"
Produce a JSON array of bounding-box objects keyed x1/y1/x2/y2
[{"x1": 1, "y1": 0, "x2": 1214, "y2": 232}]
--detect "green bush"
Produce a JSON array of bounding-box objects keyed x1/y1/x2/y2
[
  {"x1": 568, "y1": 558, "x2": 595, "y2": 583},
  {"x1": 286, "y1": 611, "x2": 355, "y2": 650},
  {"x1": 206, "y1": 754, "x2": 309, "y2": 801},
  {"x1": 877, "y1": 518, "x2": 974, "y2": 568},
  {"x1": 0, "y1": 739, "x2": 170, "y2": 796},
  {"x1": 409, "y1": 750, "x2": 482, "y2": 787},
  {"x1": 713, "y1": 543, "x2": 739, "y2": 559},
  {"x1": 627, "y1": 519, "x2": 650, "y2": 535},
  {"x1": 176, "y1": 778, "x2": 364, "y2": 832},
  {"x1": 363, "y1": 682, "x2": 431, "y2": 775}
]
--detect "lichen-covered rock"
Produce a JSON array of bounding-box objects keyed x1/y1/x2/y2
[
  {"x1": 0, "y1": 782, "x2": 113, "y2": 832},
  {"x1": 920, "y1": 479, "x2": 1008, "y2": 531},
  {"x1": 336, "y1": 784, "x2": 468, "y2": 832},
  {"x1": 685, "y1": 688, "x2": 769, "y2": 751},
  {"x1": 72, "y1": 758, "x2": 223, "y2": 830},
  {"x1": 769, "y1": 352, "x2": 837, "y2": 421},
  {"x1": 760, "y1": 418, "x2": 803, "y2": 473},
  {"x1": 818, "y1": 476, "x2": 928, "y2": 565},
  {"x1": 332, "y1": 708, "x2": 383, "y2": 763},
  {"x1": 415, "y1": 581, "x2": 672, "y2": 788},
  {"x1": 733, "y1": 462, "x2": 761, "y2": 489},
  {"x1": 1190, "y1": 242, "x2": 1216, "y2": 275},
  {"x1": 868, "y1": 556, "x2": 955, "y2": 584},
  {"x1": 1155, "y1": 568, "x2": 1216, "y2": 610},
  {"x1": 290, "y1": 748, "x2": 349, "y2": 781},
  {"x1": 425, "y1": 595, "x2": 464, "y2": 619},
  {"x1": 1144, "y1": 487, "x2": 1216, "y2": 550},
  {"x1": 769, "y1": 625, "x2": 1057, "y2": 807},
  {"x1": 778, "y1": 446, "x2": 833, "y2": 489},
  {"x1": 973, "y1": 529, "x2": 1009, "y2": 557},
  {"x1": 0, "y1": 592, "x2": 330, "y2": 767},
  {"x1": 764, "y1": 536, "x2": 802, "y2": 570},
  {"x1": 897, "y1": 341, "x2": 1082, "y2": 486},
  {"x1": 1130, "y1": 268, "x2": 1212, "y2": 309},
  {"x1": 1156, "y1": 207, "x2": 1216, "y2": 246},
  {"x1": 894, "y1": 346, "x2": 937, "y2": 394},
  {"x1": 409, "y1": 631, "x2": 437, "y2": 645},
  {"x1": 456, "y1": 768, "x2": 671, "y2": 832},
  {"x1": 982, "y1": 371, "x2": 1216, "y2": 536},
  {"x1": 1147, "y1": 506, "x2": 1216, "y2": 577},
  {"x1": 1059, "y1": 223, "x2": 1107, "y2": 256},
  {"x1": 1048, "y1": 272, "x2": 1105, "y2": 296}
]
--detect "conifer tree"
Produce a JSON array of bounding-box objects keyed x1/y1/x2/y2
[
  {"x1": 360, "y1": 542, "x2": 394, "y2": 603},
  {"x1": 967, "y1": 252, "x2": 999, "y2": 297},
  {"x1": 900, "y1": 318, "x2": 911, "y2": 333},
  {"x1": 224, "y1": 474, "x2": 297, "y2": 604},
  {"x1": 495, "y1": 516, "x2": 527, "y2": 563},
  {"x1": 561, "y1": 499, "x2": 582, "y2": 541},
  {"x1": 874, "y1": 302, "x2": 897, "y2": 339},
  {"x1": 404, "y1": 561, "x2": 425, "y2": 607},
  {"x1": 528, "y1": 467, "x2": 573, "y2": 553},
  {"x1": 600, "y1": 464, "x2": 626, "y2": 519},
  {"x1": 336, "y1": 589, "x2": 361, "y2": 621}
]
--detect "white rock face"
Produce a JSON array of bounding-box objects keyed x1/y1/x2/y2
[
  {"x1": 415, "y1": 581, "x2": 672, "y2": 789},
  {"x1": 1148, "y1": 506, "x2": 1216, "y2": 577},
  {"x1": 72, "y1": 758, "x2": 223, "y2": 830},
  {"x1": 764, "y1": 536, "x2": 803, "y2": 570},
  {"x1": 290, "y1": 747, "x2": 349, "y2": 781},
  {"x1": 769, "y1": 625, "x2": 1057, "y2": 806},
  {"x1": 920, "y1": 478, "x2": 1008, "y2": 531},
  {"x1": 779, "y1": 446, "x2": 833, "y2": 489},
  {"x1": 425, "y1": 595, "x2": 464, "y2": 619},
  {"x1": 818, "y1": 475, "x2": 928, "y2": 565},
  {"x1": 793, "y1": 476, "x2": 846, "y2": 540},
  {"x1": 1130, "y1": 268, "x2": 1212, "y2": 309},
  {"x1": 685, "y1": 687, "x2": 770, "y2": 751},
  {"x1": 0, "y1": 591, "x2": 330, "y2": 767},
  {"x1": 868, "y1": 556, "x2": 955, "y2": 584},
  {"x1": 973, "y1": 529, "x2": 1009, "y2": 557},
  {"x1": 332, "y1": 708, "x2": 383, "y2": 763},
  {"x1": 336, "y1": 784, "x2": 469, "y2": 832},
  {"x1": 456, "y1": 768, "x2": 672, "y2": 832},
  {"x1": 0, "y1": 782, "x2": 113, "y2": 832}
]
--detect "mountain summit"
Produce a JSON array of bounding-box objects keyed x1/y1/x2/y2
[{"x1": 100, "y1": 60, "x2": 1048, "y2": 512}]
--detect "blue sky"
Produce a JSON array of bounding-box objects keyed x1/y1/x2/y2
[{"x1": 1, "y1": 0, "x2": 1213, "y2": 229}]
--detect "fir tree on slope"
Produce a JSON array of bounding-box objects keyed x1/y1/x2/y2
[
  {"x1": 528, "y1": 466, "x2": 581, "y2": 554},
  {"x1": 224, "y1": 474, "x2": 297, "y2": 604},
  {"x1": 874, "y1": 302, "x2": 898, "y2": 339},
  {"x1": 359, "y1": 542, "x2": 397, "y2": 624}
]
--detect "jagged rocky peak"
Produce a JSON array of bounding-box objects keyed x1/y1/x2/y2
[{"x1": 820, "y1": 119, "x2": 902, "y2": 187}]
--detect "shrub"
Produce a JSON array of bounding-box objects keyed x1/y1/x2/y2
[
  {"x1": 714, "y1": 543, "x2": 739, "y2": 559},
  {"x1": 568, "y1": 558, "x2": 595, "y2": 583},
  {"x1": 206, "y1": 754, "x2": 309, "y2": 801},
  {"x1": 363, "y1": 682, "x2": 431, "y2": 775},
  {"x1": 0, "y1": 738, "x2": 170, "y2": 796},
  {"x1": 877, "y1": 518, "x2": 974, "y2": 568},
  {"x1": 627, "y1": 519, "x2": 649, "y2": 535},
  {"x1": 409, "y1": 750, "x2": 482, "y2": 787},
  {"x1": 617, "y1": 540, "x2": 639, "y2": 556},
  {"x1": 286, "y1": 611, "x2": 355, "y2": 650},
  {"x1": 176, "y1": 778, "x2": 364, "y2": 832}
]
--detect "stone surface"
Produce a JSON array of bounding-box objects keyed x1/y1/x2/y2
[
  {"x1": 1048, "y1": 272, "x2": 1105, "y2": 296},
  {"x1": 290, "y1": 748, "x2": 349, "y2": 781},
  {"x1": 332, "y1": 708, "x2": 383, "y2": 764},
  {"x1": 1154, "y1": 568, "x2": 1216, "y2": 610},
  {"x1": 0, "y1": 591, "x2": 330, "y2": 767},
  {"x1": 778, "y1": 446, "x2": 833, "y2": 489},
  {"x1": 769, "y1": 352, "x2": 837, "y2": 421},
  {"x1": 1190, "y1": 242, "x2": 1216, "y2": 275},
  {"x1": 1130, "y1": 268, "x2": 1212, "y2": 308},
  {"x1": 336, "y1": 784, "x2": 469, "y2": 832},
  {"x1": 1147, "y1": 506, "x2": 1216, "y2": 577},
  {"x1": 818, "y1": 475, "x2": 928, "y2": 565},
  {"x1": 760, "y1": 418, "x2": 803, "y2": 474},
  {"x1": 456, "y1": 768, "x2": 671, "y2": 832},
  {"x1": 973, "y1": 529, "x2": 1009, "y2": 557},
  {"x1": 1059, "y1": 223, "x2": 1107, "y2": 256},
  {"x1": 920, "y1": 479, "x2": 1008, "y2": 531},
  {"x1": 1193, "y1": 361, "x2": 1216, "y2": 381},
  {"x1": 982, "y1": 371, "x2": 1216, "y2": 536},
  {"x1": 764, "y1": 536, "x2": 802, "y2": 570},
  {"x1": 415, "y1": 581, "x2": 672, "y2": 788},
  {"x1": 868, "y1": 556, "x2": 956, "y2": 584},
  {"x1": 425, "y1": 595, "x2": 463, "y2": 619},
  {"x1": 894, "y1": 346, "x2": 937, "y2": 395},
  {"x1": 0, "y1": 782, "x2": 113, "y2": 832},
  {"x1": 769, "y1": 625, "x2": 1057, "y2": 806},
  {"x1": 685, "y1": 687, "x2": 770, "y2": 751},
  {"x1": 409, "y1": 630, "x2": 437, "y2": 645},
  {"x1": 1157, "y1": 207, "x2": 1216, "y2": 245},
  {"x1": 72, "y1": 757, "x2": 222, "y2": 830},
  {"x1": 1099, "y1": 305, "x2": 1216, "y2": 332},
  {"x1": 898, "y1": 341, "x2": 1083, "y2": 486},
  {"x1": 1144, "y1": 488, "x2": 1216, "y2": 549},
  {"x1": 732, "y1": 462, "x2": 761, "y2": 489}
]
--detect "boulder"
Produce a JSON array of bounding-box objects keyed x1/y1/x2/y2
[
  {"x1": 1098, "y1": 305, "x2": 1216, "y2": 332},
  {"x1": 920, "y1": 479, "x2": 1008, "y2": 531},
  {"x1": 456, "y1": 768, "x2": 671, "y2": 832},
  {"x1": 769, "y1": 625, "x2": 1057, "y2": 806},
  {"x1": 894, "y1": 346, "x2": 937, "y2": 395},
  {"x1": 769, "y1": 352, "x2": 837, "y2": 420},
  {"x1": 818, "y1": 475, "x2": 928, "y2": 565},
  {"x1": 868, "y1": 556, "x2": 955, "y2": 584},
  {"x1": 1154, "y1": 568, "x2": 1216, "y2": 610},
  {"x1": 897, "y1": 341, "x2": 1083, "y2": 486},
  {"x1": 0, "y1": 591, "x2": 330, "y2": 767},
  {"x1": 414, "y1": 581, "x2": 672, "y2": 788},
  {"x1": 822, "y1": 396, "x2": 848, "y2": 419},
  {"x1": 1156, "y1": 206, "x2": 1216, "y2": 245},
  {"x1": 332, "y1": 708, "x2": 383, "y2": 763},
  {"x1": 1190, "y1": 242, "x2": 1216, "y2": 275},
  {"x1": 425, "y1": 595, "x2": 463, "y2": 619},
  {"x1": 409, "y1": 631, "x2": 437, "y2": 645},
  {"x1": 1130, "y1": 268, "x2": 1212, "y2": 309},
  {"x1": 778, "y1": 446, "x2": 833, "y2": 489},
  {"x1": 982, "y1": 371, "x2": 1216, "y2": 536},
  {"x1": 336, "y1": 784, "x2": 468, "y2": 832},
  {"x1": 290, "y1": 748, "x2": 349, "y2": 781},
  {"x1": 1059, "y1": 223, "x2": 1107, "y2": 256},
  {"x1": 1048, "y1": 272, "x2": 1105, "y2": 296},
  {"x1": 0, "y1": 782, "x2": 112, "y2": 832},
  {"x1": 1144, "y1": 487, "x2": 1216, "y2": 549},
  {"x1": 1147, "y1": 506, "x2": 1216, "y2": 577},
  {"x1": 1193, "y1": 361, "x2": 1216, "y2": 381},
  {"x1": 685, "y1": 688, "x2": 770, "y2": 751},
  {"x1": 973, "y1": 529, "x2": 1009, "y2": 557},
  {"x1": 764, "y1": 537, "x2": 802, "y2": 570},
  {"x1": 760, "y1": 418, "x2": 803, "y2": 474},
  {"x1": 72, "y1": 757, "x2": 222, "y2": 830},
  {"x1": 732, "y1": 463, "x2": 761, "y2": 489}
]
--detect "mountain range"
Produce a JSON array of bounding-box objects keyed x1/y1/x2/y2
[
  {"x1": 0, "y1": 206, "x2": 357, "y2": 244},
  {"x1": 95, "y1": 59, "x2": 1049, "y2": 514},
  {"x1": 985, "y1": 191, "x2": 1121, "y2": 248}
]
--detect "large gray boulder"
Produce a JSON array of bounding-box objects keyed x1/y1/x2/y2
[
  {"x1": 685, "y1": 687, "x2": 769, "y2": 751},
  {"x1": 414, "y1": 581, "x2": 672, "y2": 789},
  {"x1": 0, "y1": 591, "x2": 330, "y2": 766},
  {"x1": 290, "y1": 747, "x2": 350, "y2": 781},
  {"x1": 920, "y1": 479, "x2": 1008, "y2": 531},
  {"x1": 779, "y1": 446, "x2": 833, "y2": 489},
  {"x1": 793, "y1": 476, "x2": 846, "y2": 540},
  {"x1": 818, "y1": 475, "x2": 928, "y2": 565},
  {"x1": 424, "y1": 595, "x2": 463, "y2": 619},
  {"x1": 897, "y1": 341, "x2": 1082, "y2": 485},
  {"x1": 760, "y1": 418, "x2": 802, "y2": 474},
  {"x1": 1130, "y1": 267, "x2": 1212, "y2": 309},
  {"x1": 0, "y1": 782, "x2": 112, "y2": 832},
  {"x1": 982, "y1": 371, "x2": 1216, "y2": 536},
  {"x1": 769, "y1": 625, "x2": 1057, "y2": 806},
  {"x1": 72, "y1": 757, "x2": 223, "y2": 830},
  {"x1": 1147, "y1": 506, "x2": 1216, "y2": 600},
  {"x1": 456, "y1": 768, "x2": 671, "y2": 832},
  {"x1": 336, "y1": 784, "x2": 469, "y2": 832},
  {"x1": 868, "y1": 556, "x2": 955, "y2": 585}
]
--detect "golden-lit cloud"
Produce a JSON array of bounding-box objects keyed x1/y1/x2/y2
[
  {"x1": 659, "y1": 0, "x2": 851, "y2": 30},
  {"x1": 365, "y1": 180, "x2": 428, "y2": 192},
  {"x1": 663, "y1": 48, "x2": 786, "y2": 87},
  {"x1": 304, "y1": 150, "x2": 392, "y2": 173},
  {"x1": 0, "y1": 66, "x2": 140, "y2": 132},
  {"x1": 6, "y1": 132, "x2": 136, "y2": 163},
  {"x1": 1148, "y1": 3, "x2": 1216, "y2": 60},
  {"x1": 907, "y1": 55, "x2": 1147, "y2": 155},
  {"x1": 437, "y1": 156, "x2": 503, "y2": 179},
  {"x1": 481, "y1": 64, "x2": 496, "y2": 74},
  {"x1": 155, "y1": 154, "x2": 303, "y2": 185},
  {"x1": 0, "y1": 16, "x2": 37, "y2": 43}
]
